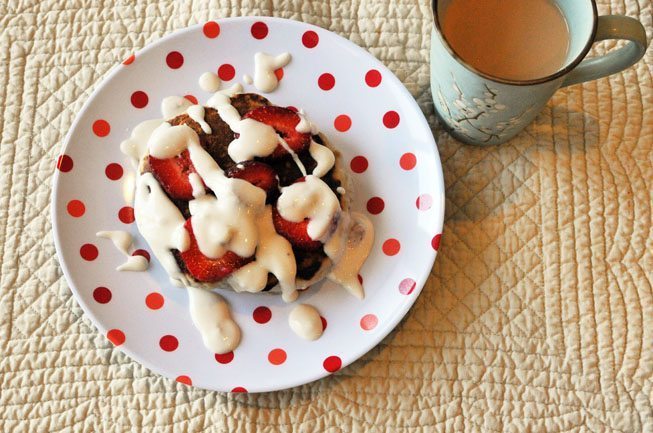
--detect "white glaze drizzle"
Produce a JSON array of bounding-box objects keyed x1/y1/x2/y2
[
  {"x1": 134, "y1": 173, "x2": 190, "y2": 286},
  {"x1": 187, "y1": 287, "x2": 241, "y2": 354},
  {"x1": 186, "y1": 105, "x2": 212, "y2": 134},
  {"x1": 199, "y1": 72, "x2": 221, "y2": 93},
  {"x1": 146, "y1": 123, "x2": 196, "y2": 159},
  {"x1": 295, "y1": 110, "x2": 320, "y2": 134},
  {"x1": 120, "y1": 119, "x2": 164, "y2": 167},
  {"x1": 277, "y1": 175, "x2": 341, "y2": 241},
  {"x1": 96, "y1": 230, "x2": 149, "y2": 272},
  {"x1": 188, "y1": 172, "x2": 205, "y2": 198},
  {"x1": 146, "y1": 121, "x2": 266, "y2": 259},
  {"x1": 327, "y1": 212, "x2": 375, "y2": 300},
  {"x1": 336, "y1": 186, "x2": 346, "y2": 195},
  {"x1": 308, "y1": 140, "x2": 335, "y2": 177},
  {"x1": 288, "y1": 304, "x2": 323, "y2": 340},
  {"x1": 278, "y1": 136, "x2": 307, "y2": 176},
  {"x1": 230, "y1": 206, "x2": 298, "y2": 302},
  {"x1": 161, "y1": 96, "x2": 192, "y2": 119},
  {"x1": 253, "y1": 52, "x2": 291, "y2": 93},
  {"x1": 206, "y1": 84, "x2": 280, "y2": 163}
]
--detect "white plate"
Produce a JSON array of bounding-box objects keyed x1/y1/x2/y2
[{"x1": 52, "y1": 17, "x2": 444, "y2": 392}]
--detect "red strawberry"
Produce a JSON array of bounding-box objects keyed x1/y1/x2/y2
[
  {"x1": 148, "y1": 150, "x2": 198, "y2": 200},
  {"x1": 226, "y1": 161, "x2": 279, "y2": 197},
  {"x1": 180, "y1": 218, "x2": 252, "y2": 282},
  {"x1": 244, "y1": 106, "x2": 311, "y2": 158},
  {"x1": 271, "y1": 207, "x2": 322, "y2": 251}
]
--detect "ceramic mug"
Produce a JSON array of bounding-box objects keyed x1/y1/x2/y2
[{"x1": 430, "y1": 0, "x2": 648, "y2": 145}]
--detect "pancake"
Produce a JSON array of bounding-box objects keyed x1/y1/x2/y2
[{"x1": 139, "y1": 93, "x2": 351, "y2": 295}]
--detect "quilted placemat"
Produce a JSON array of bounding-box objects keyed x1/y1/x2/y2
[{"x1": 0, "y1": 0, "x2": 651, "y2": 431}]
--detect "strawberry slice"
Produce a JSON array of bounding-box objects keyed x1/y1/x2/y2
[
  {"x1": 148, "y1": 150, "x2": 198, "y2": 200},
  {"x1": 179, "y1": 218, "x2": 252, "y2": 282},
  {"x1": 226, "y1": 161, "x2": 279, "y2": 198},
  {"x1": 271, "y1": 207, "x2": 322, "y2": 251},
  {"x1": 244, "y1": 106, "x2": 311, "y2": 158}
]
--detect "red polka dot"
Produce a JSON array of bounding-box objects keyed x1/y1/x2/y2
[
  {"x1": 203, "y1": 21, "x2": 220, "y2": 38},
  {"x1": 382, "y1": 239, "x2": 400, "y2": 256},
  {"x1": 400, "y1": 152, "x2": 417, "y2": 170},
  {"x1": 184, "y1": 94, "x2": 198, "y2": 104},
  {"x1": 286, "y1": 105, "x2": 298, "y2": 112},
  {"x1": 399, "y1": 278, "x2": 416, "y2": 295},
  {"x1": 365, "y1": 69, "x2": 382, "y2": 87},
  {"x1": 105, "y1": 163, "x2": 123, "y2": 180},
  {"x1": 253, "y1": 306, "x2": 272, "y2": 324},
  {"x1": 383, "y1": 110, "x2": 400, "y2": 128},
  {"x1": 251, "y1": 21, "x2": 269, "y2": 39},
  {"x1": 416, "y1": 194, "x2": 433, "y2": 211},
  {"x1": 80, "y1": 243, "x2": 98, "y2": 261},
  {"x1": 159, "y1": 335, "x2": 178, "y2": 352},
  {"x1": 366, "y1": 197, "x2": 384, "y2": 215},
  {"x1": 118, "y1": 206, "x2": 135, "y2": 224},
  {"x1": 166, "y1": 51, "x2": 184, "y2": 69},
  {"x1": 334, "y1": 114, "x2": 351, "y2": 132},
  {"x1": 176, "y1": 375, "x2": 192, "y2": 385},
  {"x1": 93, "y1": 287, "x2": 112, "y2": 304},
  {"x1": 360, "y1": 314, "x2": 378, "y2": 330},
  {"x1": 132, "y1": 249, "x2": 150, "y2": 261},
  {"x1": 145, "y1": 292, "x2": 164, "y2": 310},
  {"x1": 320, "y1": 316, "x2": 327, "y2": 331},
  {"x1": 231, "y1": 386, "x2": 247, "y2": 393},
  {"x1": 302, "y1": 30, "x2": 319, "y2": 48},
  {"x1": 215, "y1": 351, "x2": 234, "y2": 364},
  {"x1": 123, "y1": 54, "x2": 135, "y2": 65},
  {"x1": 107, "y1": 329, "x2": 125, "y2": 346},
  {"x1": 431, "y1": 233, "x2": 442, "y2": 251},
  {"x1": 67, "y1": 199, "x2": 85, "y2": 217},
  {"x1": 274, "y1": 68, "x2": 284, "y2": 81},
  {"x1": 218, "y1": 64, "x2": 235, "y2": 81},
  {"x1": 130, "y1": 90, "x2": 149, "y2": 109},
  {"x1": 350, "y1": 156, "x2": 368, "y2": 173},
  {"x1": 57, "y1": 155, "x2": 73, "y2": 172},
  {"x1": 92, "y1": 120, "x2": 110, "y2": 137},
  {"x1": 323, "y1": 355, "x2": 342, "y2": 373},
  {"x1": 318, "y1": 73, "x2": 335, "y2": 90},
  {"x1": 268, "y1": 348, "x2": 287, "y2": 365}
]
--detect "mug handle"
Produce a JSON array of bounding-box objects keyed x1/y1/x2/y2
[{"x1": 562, "y1": 15, "x2": 648, "y2": 87}]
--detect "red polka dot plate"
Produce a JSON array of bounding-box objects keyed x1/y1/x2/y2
[{"x1": 51, "y1": 17, "x2": 444, "y2": 392}]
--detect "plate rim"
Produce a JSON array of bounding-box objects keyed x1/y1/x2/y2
[{"x1": 51, "y1": 15, "x2": 445, "y2": 393}]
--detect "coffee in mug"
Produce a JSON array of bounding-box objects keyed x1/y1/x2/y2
[{"x1": 440, "y1": 0, "x2": 571, "y2": 81}]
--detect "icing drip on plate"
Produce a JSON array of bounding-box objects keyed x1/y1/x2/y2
[
  {"x1": 96, "y1": 231, "x2": 149, "y2": 272},
  {"x1": 187, "y1": 287, "x2": 240, "y2": 354},
  {"x1": 253, "y1": 52, "x2": 291, "y2": 93},
  {"x1": 288, "y1": 304, "x2": 323, "y2": 340},
  {"x1": 198, "y1": 72, "x2": 221, "y2": 93}
]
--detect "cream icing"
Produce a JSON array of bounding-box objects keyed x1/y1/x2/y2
[
  {"x1": 288, "y1": 304, "x2": 323, "y2": 340},
  {"x1": 253, "y1": 52, "x2": 291, "y2": 93}
]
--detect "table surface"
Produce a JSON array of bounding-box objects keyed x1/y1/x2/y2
[{"x1": 0, "y1": 1, "x2": 651, "y2": 432}]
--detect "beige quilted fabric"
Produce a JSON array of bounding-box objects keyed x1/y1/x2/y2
[{"x1": 1, "y1": 0, "x2": 651, "y2": 431}]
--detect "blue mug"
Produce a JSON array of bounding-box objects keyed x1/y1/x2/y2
[{"x1": 430, "y1": 0, "x2": 648, "y2": 145}]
